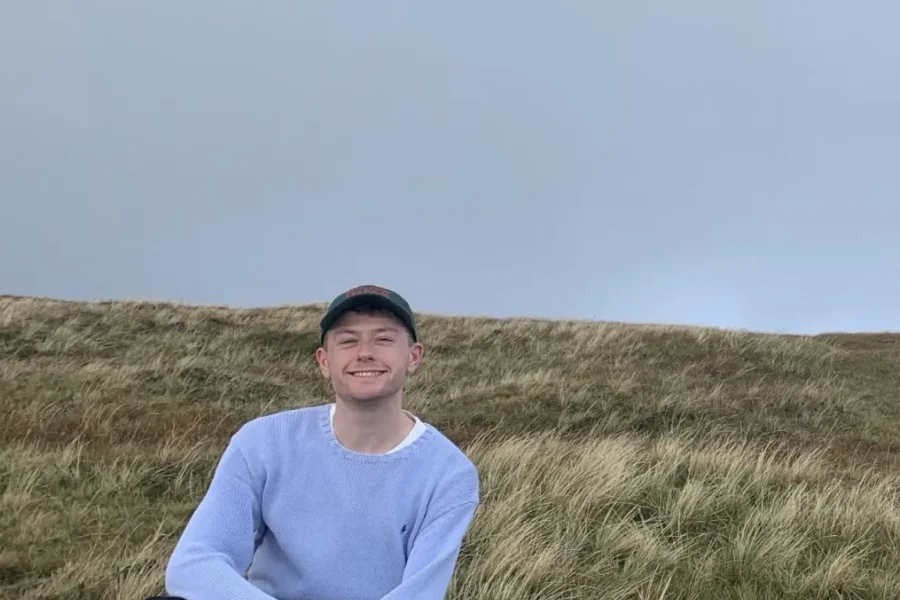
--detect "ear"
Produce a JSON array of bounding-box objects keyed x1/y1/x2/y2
[
  {"x1": 406, "y1": 342, "x2": 425, "y2": 374},
  {"x1": 315, "y1": 346, "x2": 331, "y2": 379}
]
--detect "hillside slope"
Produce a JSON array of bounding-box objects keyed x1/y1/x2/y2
[{"x1": 2, "y1": 296, "x2": 900, "y2": 599}]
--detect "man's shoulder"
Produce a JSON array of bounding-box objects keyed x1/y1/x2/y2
[
  {"x1": 417, "y1": 422, "x2": 480, "y2": 501},
  {"x1": 420, "y1": 423, "x2": 478, "y2": 472},
  {"x1": 405, "y1": 431, "x2": 479, "y2": 517},
  {"x1": 230, "y1": 403, "x2": 327, "y2": 445}
]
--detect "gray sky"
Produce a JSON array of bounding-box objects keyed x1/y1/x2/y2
[{"x1": 2, "y1": 2, "x2": 898, "y2": 334}]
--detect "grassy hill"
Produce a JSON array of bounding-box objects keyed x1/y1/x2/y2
[{"x1": 2, "y1": 295, "x2": 900, "y2": 600}]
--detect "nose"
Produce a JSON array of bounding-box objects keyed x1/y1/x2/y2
[{"x1": 355, "y1": 338, "x2": 376, "y2": 359}]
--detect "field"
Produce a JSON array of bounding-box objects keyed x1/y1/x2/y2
[{"x1": 2, "y1": 295, "x2": 900, "y2": 600}]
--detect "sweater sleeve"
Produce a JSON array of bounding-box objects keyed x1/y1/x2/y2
[
  {"x1": 378, "y1": 500, "x2": 479, "y2": 600},
  {"x1": 164, "y1": 429, "x2": 277, "y2": 600}
]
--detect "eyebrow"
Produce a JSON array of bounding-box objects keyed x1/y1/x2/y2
[{"x1": 333, "y1": 327, "x2": 400, "y2": 335}]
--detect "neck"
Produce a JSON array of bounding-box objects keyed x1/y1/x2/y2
[{"x1": 332, "y1": 393, "x2": 416, "y2": 454}]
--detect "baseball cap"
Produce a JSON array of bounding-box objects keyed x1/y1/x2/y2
[{"x1": 319, "y1": 284, "x2": 418, "y2": 345}]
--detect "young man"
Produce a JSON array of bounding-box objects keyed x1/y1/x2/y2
[{"x1": 162, "y1": 285, "x2": 480, "y2": 600}]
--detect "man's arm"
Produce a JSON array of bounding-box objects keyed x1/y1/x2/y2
[
  {"x1": 379, "y1": 499, "x2": 480, "y2": 600},
  {"x1": 164, "y1": 428, "x2": 277, "y2": 600}
]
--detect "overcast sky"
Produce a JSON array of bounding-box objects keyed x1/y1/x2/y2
[{"x1": 2, "y1": 2, "x2": 898, "y2": 334}]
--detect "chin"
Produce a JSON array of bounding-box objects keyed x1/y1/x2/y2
[
  {"x1": 343, "y1": 386, "x2": 383, "y2": 400},
  {"x1": 347, "y1": 387, "x2": 399, "y2": 403},
  {"x1": 349, "y1": 394, "x2": 381, "y2": 402}
]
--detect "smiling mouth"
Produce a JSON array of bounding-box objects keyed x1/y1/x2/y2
[{"x1": 349, "y1": 370, "x2": 387, "y2": 378}]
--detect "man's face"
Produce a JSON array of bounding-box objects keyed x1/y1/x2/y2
[{"x1": 315, "y1": 309, "x2": 424, "y2": 403}]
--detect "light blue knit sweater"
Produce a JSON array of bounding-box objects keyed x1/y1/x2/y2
[{"x1": 164, "y1": 403, "x2": 480, "y2": 600}]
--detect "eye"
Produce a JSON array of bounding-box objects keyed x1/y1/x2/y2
[{"x1": 376, "y1": 336, "x2": 395, "y2": 343}]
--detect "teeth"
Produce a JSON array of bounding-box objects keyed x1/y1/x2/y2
[{"x1": 352, "y1": 371, "x2": 382, "y2": 377}]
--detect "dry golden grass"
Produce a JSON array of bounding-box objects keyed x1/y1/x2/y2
[{"x1": 2, "y1": 295, "x2": 900, "y2": 599}]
